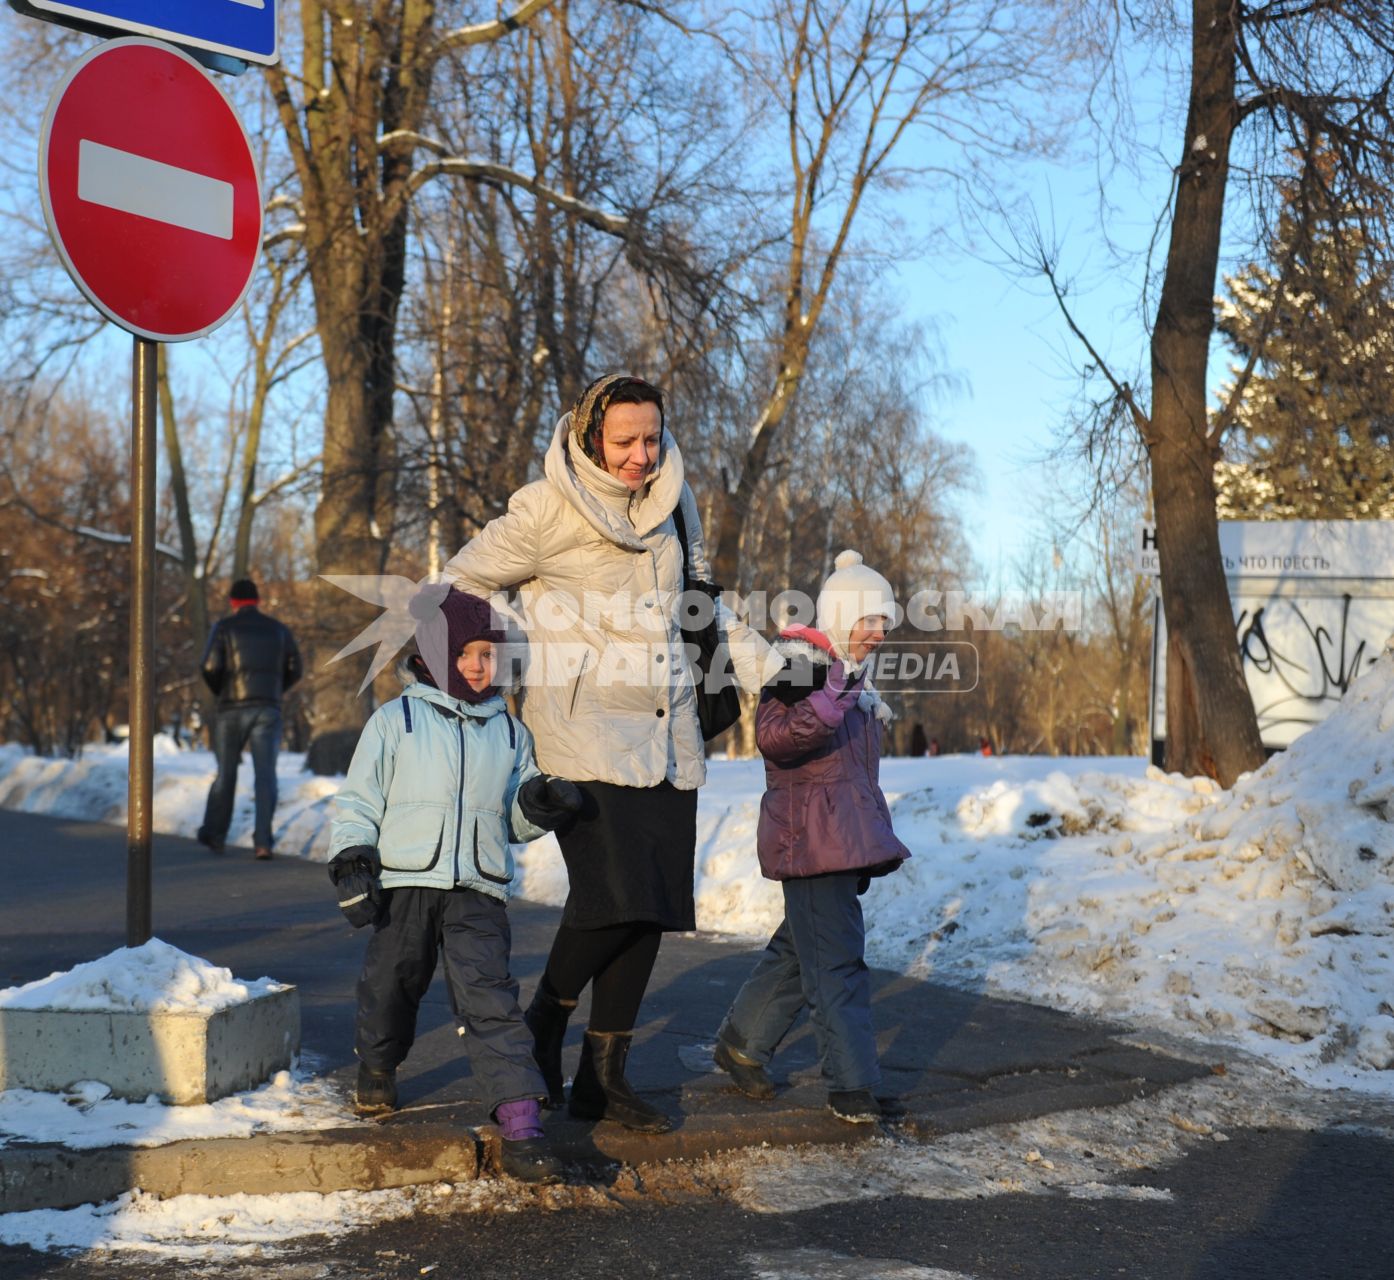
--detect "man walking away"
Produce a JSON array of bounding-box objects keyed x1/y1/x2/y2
[{"x1": 197, "y1": 577, "x2": 302, "y2": 860}]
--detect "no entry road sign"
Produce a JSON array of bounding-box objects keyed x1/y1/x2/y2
[{"x1": 39, "y1": 38, "x2": 264, "y2": 342}]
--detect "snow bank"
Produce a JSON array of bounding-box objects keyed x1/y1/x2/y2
[
  {"x1": 871, "y1": 649, "x2": 1394, "y2": 1091},
  {"x1": 0, "y1": 737, "x2": 341, "y2": 858},
  {"x1": 1028, "y1": 652, "x2": 1394, "y2": 1085}
]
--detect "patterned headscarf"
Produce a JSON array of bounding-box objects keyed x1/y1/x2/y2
[{"x1": 570, "y1": 373, "x2": 665, "y2": 466}]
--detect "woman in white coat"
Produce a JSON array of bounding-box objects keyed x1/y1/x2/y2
[{"x1": 444, "y1": 373, "x2": 768, "y2": 1132}]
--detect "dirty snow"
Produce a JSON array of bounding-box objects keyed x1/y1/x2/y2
[
  {"x1": 0, "y1": 1068, "x2": 353, "y2": 1150},
  {"x1": 5, "y1": 645, "x2": 1394, "y2": 1099},
  {"x1": 716, "y1": 1052, "x2": 1394, "y2": 1216},
  {"x1": 1, "y1": 1047, "x2": 1388, "y2": 1259},
  {"x1": 0, "y1": 1186, "x2": 426, "y2": 1259}
]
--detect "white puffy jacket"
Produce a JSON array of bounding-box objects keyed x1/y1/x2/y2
[{"x1": 443, "y1": 415, "x2": 772, "y2": 789}]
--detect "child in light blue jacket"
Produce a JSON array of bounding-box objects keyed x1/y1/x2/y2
[{"x1": 329, "y1": 588, "x2": 580, "y2": 1184}]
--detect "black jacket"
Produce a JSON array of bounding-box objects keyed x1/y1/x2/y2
[{"x1": 201, "y1": 607, "x2": 302, "y2": 709}]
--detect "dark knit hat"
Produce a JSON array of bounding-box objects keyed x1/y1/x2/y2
[
  {"x1": 229, "y1": 577, "x2": 259, "y2": 602},
  {"x1": 411, "y1": 585, "x2": 503, "y2": 704}
]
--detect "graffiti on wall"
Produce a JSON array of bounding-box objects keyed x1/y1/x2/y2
[{"x1": 1236, "y1": 594, "x2": 1390, "y2": 746}]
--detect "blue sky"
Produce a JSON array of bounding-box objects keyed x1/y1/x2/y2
[
  {"x1": 891, "y1": 169, "x2": 1172, "y2": 578},
  {"x1": 882, "y1": 35, "x2": 1199, "y2": 578}
]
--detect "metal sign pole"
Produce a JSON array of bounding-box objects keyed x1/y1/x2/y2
[{"x1": 127, "y1": 334, "x2": 157, "y2": 946}]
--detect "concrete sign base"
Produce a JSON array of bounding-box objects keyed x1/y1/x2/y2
[{"x1": 0, "y1": 986, "x2": 300, "y2": 1104}]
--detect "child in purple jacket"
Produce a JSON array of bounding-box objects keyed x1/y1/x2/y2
[{"x1": 715, "y1": 551, "x2": 910, "y2": 1123}]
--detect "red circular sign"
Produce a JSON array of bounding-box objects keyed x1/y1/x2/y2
[{"x1": 39, "y1": 38, "x2": 263, "y2": 342}]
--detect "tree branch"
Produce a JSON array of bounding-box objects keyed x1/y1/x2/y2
[
  {"x1": 251, "y1": 455, "x2": 323, "y2": 508},
  {"x1": 436, "y1": 0, "x2": 557, "y2": 51},
  {"x1": 394, "y1": 150, "x2": 629, "y2": 237},
  {"x1": 1040, "y1": 254, "x2": 1155, "y2": 446}
]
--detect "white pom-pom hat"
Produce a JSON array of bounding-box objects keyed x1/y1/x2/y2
[{"x1": 815, "y1": 549, "x2": 899, "y2": 663}]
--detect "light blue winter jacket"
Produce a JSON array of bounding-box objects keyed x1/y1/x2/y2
[{"x1": 328, "y1": 677, "x2": 548, "y2": 901}]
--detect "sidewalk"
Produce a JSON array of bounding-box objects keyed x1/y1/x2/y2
[{"x1": 0, "y1": 809, "x2": 1206, "y2": 1211}]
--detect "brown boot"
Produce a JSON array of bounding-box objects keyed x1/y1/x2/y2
[
  {"x1": 714, "y1": 1038, "x2": 775, "y2": 1101},
  {"x1": 568, "y1": 1030, "x2": 672, "y2": 1133}
]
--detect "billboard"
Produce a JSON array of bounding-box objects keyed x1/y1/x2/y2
[{"x1": 1145, "y1": 521, "x2": 1394, "y2": 756}]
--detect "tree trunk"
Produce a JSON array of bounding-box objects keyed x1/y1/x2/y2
[
  {"x1": 1149, "y1": 0, "x2": 1264, "y2": 786},
  {"x1": 305, "y1": 316, "x2": 393, "y2": 773},
  {"x1": 291, "y1": 0, "x2": 423, "y2": 775},
  {"x1": 156, "y1": 347, "x2": 214, "y2": 732},
  {"x1": 231, "y1": 377, "x2": 269, "y2": 583},
  {"x1": 710, "y1": 363, "x2": 803, "y2": 588}
]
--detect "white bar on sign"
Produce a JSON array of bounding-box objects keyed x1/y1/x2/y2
[
  {"x1": 77, "y1": 140, "x2": 234, "y2": 240},
  {"x1": 226, "y1": 0, "x2": 266, "y2": 8}
]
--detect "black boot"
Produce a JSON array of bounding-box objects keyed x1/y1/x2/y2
[
  {"x1": 499, "y1": 1136, "x2": 564, "y2": 1185},
  {"x1": 827, "y1": 1088, "x2": 880, "y2": 1124},
  {"x1": 355, "y1": 1063, "x2": 397, "y2": 1115},
  {"x1": 524, "y1": 981, "x2": 578, "y2": 1109},
  {"x1": 568, "y1": 1030, "x2": 672, "y2": 1133}
]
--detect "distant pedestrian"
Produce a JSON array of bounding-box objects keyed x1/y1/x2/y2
[
  {"x1": 909, "y1": 723, "x2": 929, "y2": 757},
  {"x1": 327, "y1": 587, "x2": 580, "y2": 1184},
  {"x1": 713, "y1": 550, "x2": 910, "y2": 1125},
  {"x1": 928, "y1": 736, "x2": 941, "y2": 757},
  {"x1": 979, "y1": 736, "x2": 994, "y2": 757},
  {"x1": 197, "y1": 578, "x2": 301, "y2": 860}
]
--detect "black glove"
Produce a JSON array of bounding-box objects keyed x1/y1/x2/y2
[
  {"x1": 517, "y1": 775, "x2": 584, "y2": 831},
  {"x1": 328, "y1": 846, "x2": 383, "y2": 928}
]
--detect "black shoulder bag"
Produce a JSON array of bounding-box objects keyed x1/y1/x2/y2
[{"x1": 671, "y1": 498, "x2": 742, "y2": 741}]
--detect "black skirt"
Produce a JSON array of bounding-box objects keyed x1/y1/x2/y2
[{"x1": 555, "y1": 780, "x2": 699, "y2": 932}]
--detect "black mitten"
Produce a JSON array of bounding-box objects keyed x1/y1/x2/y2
[
  {"x1": 328, "y1": 846, "x2": 382, "y2": 928},
  {"x1": 518, "y1": 775, "x2": 584, "y2": 831}
]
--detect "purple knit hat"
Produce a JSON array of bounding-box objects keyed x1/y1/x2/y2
[{"x1": 410, "y1": 586, "x2": 504, "y2": 703}]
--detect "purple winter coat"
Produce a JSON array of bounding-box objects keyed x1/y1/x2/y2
[{"x1": 754, "y1": 633, "x2": 911, "y2": 882}]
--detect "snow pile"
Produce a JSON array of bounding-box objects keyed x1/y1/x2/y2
[
  {"x1": 953, "y1": 766, "x2": 1211, "y2": 840},
  {"x1": 925, "y1": 649, "x2": 1394, "y2": 1088},
  {"x1": 0, "y1": 938, "x2": 287, "y2": 1013}
]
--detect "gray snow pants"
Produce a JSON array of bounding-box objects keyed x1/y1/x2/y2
[{"x1": 354, "y1": 885, "x2": 545, "y2": 1114}]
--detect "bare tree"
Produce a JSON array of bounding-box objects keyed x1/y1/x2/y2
[
  {"x1": 264, "y1": 0, "x2": 762, "y2": 768},
  {"x1": 706, "y1": 0, "x2": 1065, "y2": 587},
  {"x1": 391, "y1": 0, "x2": 744, "y2": 565},
  {"x1": 1035, "y1": 0, "x2": 1394, "y2": 784}
]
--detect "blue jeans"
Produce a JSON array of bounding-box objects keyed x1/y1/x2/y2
[
  {"x1": 201, "y1": 705, "x2": 281, "y2": 849},
  {"x1": 719, "y1": 871, "x2": 879, "y2": 1093}
]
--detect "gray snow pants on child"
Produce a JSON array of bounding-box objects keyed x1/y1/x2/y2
[
  {"x1": 718, "y1": 869, "x2": 880, "y2": 1093},
  {"x1": 355, "y1": 884, "x2": 545, "y2": 1113}
]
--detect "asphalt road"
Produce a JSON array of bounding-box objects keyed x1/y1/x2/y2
[{"x1": 2, "y1": 1125, "x2": 1391, "y2": 1279}]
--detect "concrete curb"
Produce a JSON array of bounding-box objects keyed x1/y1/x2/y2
[{"x1": 0, "y1": 1067, "x2": 1199, "y2": 1213}]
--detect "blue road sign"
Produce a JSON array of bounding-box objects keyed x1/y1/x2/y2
[{"x1": 10, "y1": 0, "x2": 277, "y2": 68}]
